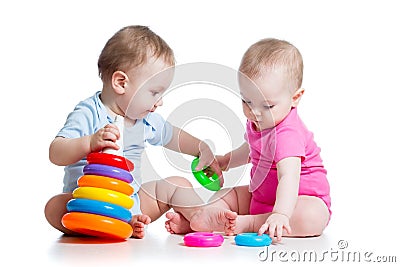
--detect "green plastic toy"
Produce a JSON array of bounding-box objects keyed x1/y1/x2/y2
[{"x1": 191, "y1": 158, "x2": 221, "y2": 191}]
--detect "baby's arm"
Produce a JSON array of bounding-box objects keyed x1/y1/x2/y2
[
  {"x1": 258, "y1": 156, "x2": 301, "y2": 241},
  {"x1": 164, "y1": 126, "x2": 222, "y2": 178},
  {"x1": 217, "y1": 142, "x2": 250, "y2": 171},
  {"x1": 49, "y1": 124, "x2": 120, "y2": 166}
]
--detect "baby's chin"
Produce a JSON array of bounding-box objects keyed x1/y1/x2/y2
[
  {"x1": 124, "y1": 112, "x2": 148, "y2": 122},
  {"x1": 253, "y1": 121, "x2": 274, "y2": 131},
  {"x1": 136, "y1": 110, "x2": 152, "y2": 119}
]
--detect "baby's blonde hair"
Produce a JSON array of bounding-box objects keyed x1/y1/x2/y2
[
  {"x1": 98, "y1": 25, "x2": 175, "y2": 82},
  {"x1": 239, "y1": 38, "x2": 303, "y2": 91}
]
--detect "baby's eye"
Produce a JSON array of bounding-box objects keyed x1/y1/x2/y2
[
  {"x1": 242, "y1": 99, "x2": 251, "y2": 104},
  {"x1": 152, "y1": 91, "x2": 160, "y2": 96},
  {"x1": 264, "y1": 105, "x2": 275, "y2": 109}
]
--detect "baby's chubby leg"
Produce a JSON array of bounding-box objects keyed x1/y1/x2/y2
[
  {"x1": 163, "y1": 184, "x2": 252, "y2": 235},
  {"x1": 139, "y1": 176, "x2": 205, "y2": 222},
  {"x1": 234, "y1": 195, "x2": 330, "y2": 238},
  {"x1": 44, "y1": 193, "x2": 77, "y2": 235},
  {"x1": 140, "y1": 176, "x2": 237, "y2": 234},
  {"x1": 188, "y1": 185, "x2": 251, "y2": 235}
]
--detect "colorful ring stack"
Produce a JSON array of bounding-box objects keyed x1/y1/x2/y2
[{"x1": 62, "y1": 152, "x2": 135, "y2": 239}]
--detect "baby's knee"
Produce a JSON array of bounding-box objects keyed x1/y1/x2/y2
[
  {"x1": 44, "y1": 193, "x2": 72, "y2": 226},
  {"x1": 164, "y1": 176, "x2": 193, "y2": 188},
  {"x1": 292, "y1": 198, "x2": 329, "y2": 237},
  {"x1": 298, "y1": 211, "x2": 325, "y2": 236}
]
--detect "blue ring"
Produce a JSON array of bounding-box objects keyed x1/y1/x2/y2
[
  {"x1": 66, "y1": 198, "x2": 133, "y2": 222},
  {"x1": 235, "y1": 233, "x2": 272, "y2": 247},
  {"x1": 83, "y1": 164, "x2": 133, "y2": 183}
]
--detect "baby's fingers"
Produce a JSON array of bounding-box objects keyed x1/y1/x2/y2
[
  {"x1": 258, "y1": 223, "x2": 269, "y2": 235},
  {"x1": 267, "y1": 223, "x2": 277, "y2": 240},
  {"x1": 283, "y1": 223, "x2": 292, "y2": 235},
  {"x1": 104, "y1": 140, "x2": 120, "y2": 151},
  {"x1": 276, "y1": 225, "x2": 283, "y2": 242},
  {"x1": 195, "y1": 157, "x2": 207, "y2": 171},
  {"x1": 102, "y1": 131, "x2": 119, "y2": 143},
  {"x1": 103, "y1": 124, "x2": 120, "y2": 140}
]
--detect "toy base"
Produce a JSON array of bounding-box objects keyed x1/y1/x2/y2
[{"x1": 62, "y1": 212, "x2": 133, "y2": 240}]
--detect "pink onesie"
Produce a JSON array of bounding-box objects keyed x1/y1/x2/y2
[{"x1": 245, "y1": 107, "x2": 331, "y2": 215}]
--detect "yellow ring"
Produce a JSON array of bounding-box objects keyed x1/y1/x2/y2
[
  {"x1": 62, "y1": 212, "x2": 133, "y2": 239},
  {"x1": 77, "y1": 175, "x2": 134, "y2": 196},
  {"x1": 73, "y1": 187, "x2": 134, "y2": 209}
]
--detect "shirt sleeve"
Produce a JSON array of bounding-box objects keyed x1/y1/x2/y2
[
  {"x1": 144, "y1": 112, "x2": 173, "y2": 146},
  {"x1": 57, "y1": 101, "x2": 97, "y2": 139},
  {"x1": 274, "y1": 125, "x2": 305, "y2": 163}
]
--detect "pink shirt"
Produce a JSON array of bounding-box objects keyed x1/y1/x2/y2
[{"x1": 245, "y1": 108, "x2": 331, "y2": 215}]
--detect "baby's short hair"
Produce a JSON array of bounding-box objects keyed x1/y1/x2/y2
[
  {"x1": 98, "y1": 25, "x2": 175, "y2": 82},
  {"x1": 239, "y1": 38, "x2": 303, "y2": 91}
]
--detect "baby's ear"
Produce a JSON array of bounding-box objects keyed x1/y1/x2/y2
[
  {"x1": 111, "y1": 71, "x2": 128, "y2": 94},
  {"x1": 292, "y1": 88, "x2": 305, "y2": 107}
]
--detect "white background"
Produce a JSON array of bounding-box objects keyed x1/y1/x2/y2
[{"x1": 1, "y1": 0, "x2": 399, "y2": 265}]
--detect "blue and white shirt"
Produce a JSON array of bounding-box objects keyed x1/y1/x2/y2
[{"x1": 56, "y1": 91, "x2": 173, "y2": 214}]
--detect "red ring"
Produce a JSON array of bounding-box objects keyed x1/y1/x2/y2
[{"x1": 87, "y1": 152, "x2": 134, "y2": 171}]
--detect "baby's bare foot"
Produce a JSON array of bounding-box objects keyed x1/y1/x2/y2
[
  {"x1": 130, "y1": 214, "x2": 151, "y2": 239},
  {"x1": 189, "y1": 207, "x2": 237, "y2": 235},
  {"x1": 165, "y1": 212, "x2": 192, "y2": 234}
]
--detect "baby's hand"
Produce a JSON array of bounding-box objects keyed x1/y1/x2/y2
[
  {"x1": 258, "y1": 212, "x2": 292, "y2": 243},
  {"x1": 215, "y1": 154, "x2": 230, "y2": 172},
  {"x1": 196, "y1": 143, "x2": 224, "y2": 186},
  {"x1": 90, "y1": 124, "x2": 120, "y2": 152}
]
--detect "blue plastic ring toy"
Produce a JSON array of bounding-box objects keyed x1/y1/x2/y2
[
  {"x1": 234, "y1": 233, "x2": 272, "y2": 247},
  {"x1": 83, "y1": 163, "x2": 133, "y2": 183},
  {"x1": 66, "y1": 198, "x2": 132, "y2": 222}
]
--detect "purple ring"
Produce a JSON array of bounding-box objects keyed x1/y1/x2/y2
[{"x1": 83, "y1": 164, "x2": 133, "y2": 183}]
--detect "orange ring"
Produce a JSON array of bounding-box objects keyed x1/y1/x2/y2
[
  {"x1": 62, "y1": 212, "x2": 133, "y2": 239},
  {"x1": 77, "y1": 175, "x2": 134, "y2": 196}
]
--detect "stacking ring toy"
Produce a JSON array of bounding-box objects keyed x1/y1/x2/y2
[
  {"x1": 183, "y1": 232, "x2": 224, "y2": 247},
  {"x1": 234, "y1": 233, "x2": 272, "y2": 247},
  {"x1": 191, "y1": 158, "x2": 220, "y2": 191},
  {"x1": 67, "y1": 198, "x2": 132, "y2": 222},
  {"x1": 63, "y1": 118, "x2": 136, "y2": 240},
  {"x1": 87, "y1": 152, "x2": 134, "y2": 171},
  {"x1": 72, "y1": 186, "x2": 134, "y2": 209},
  {"x1": 62, "y1": 212, "x2": 133, "y2": 239},
  {"x1": 78, "y1": 175, "x2": 134, "y2": 196},
  {"x1": 83, "y1": 164, "x2": 133, "y2": 183}
]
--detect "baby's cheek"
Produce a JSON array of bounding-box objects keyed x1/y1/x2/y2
[{"x1": 242, "y1": 104, "x2": 252, "y2": 118}]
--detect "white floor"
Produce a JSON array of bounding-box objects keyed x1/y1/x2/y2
[{"x1": 3, "y1": 210, "x2": 397, "y2": 267}]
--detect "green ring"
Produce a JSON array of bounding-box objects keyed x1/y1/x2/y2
[{"x1": 191, "y1": 158, "x2": 221, "y2": 191}]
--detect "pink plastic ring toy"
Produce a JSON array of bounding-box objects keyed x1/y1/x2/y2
[{"x1": 183, "y1": 232, "x2": 224, "y2": 247}]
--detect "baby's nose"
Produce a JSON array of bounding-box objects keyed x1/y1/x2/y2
[{"x1": 252, "y1": 108, "x2": 261, "y2": 116}]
